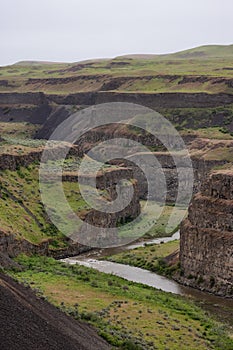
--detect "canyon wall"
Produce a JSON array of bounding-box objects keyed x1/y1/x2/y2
[
  {"x1": 47, "y1": 91, "x2": 233, "y2": 108},
  {"x1": 0, "y1": 152, "x2": 141, "y2": 261},
  {"x1": 1, "y1": 91, "x2": 233, "y2": 108},
  {"x1": 56, "y1": 167, "x2": 141, "y2": 247},
  {"x1": 0, "y1": 92, "x2": 52, "y2": 124},
  {"x1": 108, "y1": 155, "x2": 227, "y2": 203},
  {"x1": 0, "y1": 230, "x2": 90, "y2": 262},
  {"x1": 1, "y1": 91, "x2": 233, "y2": 138},
  {"x1": 179, "y1": 170, "x2": 233, "y2": 297},
  {"x1": 0, "y1": 144, "x2": 82, "y2": 171}
]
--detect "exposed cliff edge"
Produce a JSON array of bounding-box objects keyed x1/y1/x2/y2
[
  {"x1": 0, "y1": 230, "x2": 90, "y2": 263},
  {"x1": 179, "y1": 170, "x2": 233, "y2": 297},
  {"x1": 0, "y1": 91, "x2": 233, "y2": 139}
]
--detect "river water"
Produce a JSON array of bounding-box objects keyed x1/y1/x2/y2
[{"x1": 62, "y1": 232, "x2": 233, "y2": 327}]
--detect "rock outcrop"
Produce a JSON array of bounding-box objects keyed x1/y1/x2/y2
[
  {"x1": 0, "y1": 229, "x2": 90, "y2": 263},
  {"x1": 109, "y1": 154, "x2": 227, "y2": 203},
  {"x1": 62, "y1": 167, "x2": 141, "y2": 247},
  {"x1": 1, "y1": 91, "x2": 233, "y2": 109},
  {"x1": 0, "y1": 144, "x2": 82, "y2": 171},
  {"x1": 1, "y1": 91, "x2": 233, "y2": 139},
  {"x1": 0, "y1": 92, "x2": 52, "y2": 124},
  {"x1": 179, "y1": 170, "x2": 233, "y2": 297}
]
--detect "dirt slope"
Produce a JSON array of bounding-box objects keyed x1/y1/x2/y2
[{"x1": 0, "y1": 273, "x2": 110, "y2": 350}]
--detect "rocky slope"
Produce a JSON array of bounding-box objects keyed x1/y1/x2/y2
[
  {"x1": 0, "y1": 273, "x2": 110, "y2": 350},
  {"x1": 179, "y1": 169, "x2": 233, "y2": 296}
]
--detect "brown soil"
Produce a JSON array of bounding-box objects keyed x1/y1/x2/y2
[{"x1": 0, "y1": 273, "x2": 110, "y2": 350}]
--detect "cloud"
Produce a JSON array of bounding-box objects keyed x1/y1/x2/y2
[{"x1": 0, "y1": 0, "x2": 232, "y2": 65}]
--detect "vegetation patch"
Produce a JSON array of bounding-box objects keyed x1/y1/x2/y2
[
  {"x1": 140, "y1": 203, "x2": 186, "y2": 238},
  {"x1": 0, "y1": 161, "x2": 95, "y2": 248},
  {"x1": 7, "y1": 254, "x2": 233, "y2": 350},
  {"x1": 104, "y1": 240, "x2": 180, "y2": 276}
]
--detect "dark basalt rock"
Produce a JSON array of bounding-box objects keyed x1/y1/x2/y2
[{"x1": 179, "y1": 170, "x2": 233, "y2": 297}]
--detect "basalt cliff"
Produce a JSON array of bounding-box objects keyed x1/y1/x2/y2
[{"x1": 179, "y1": 170, "x2": 233, "y2": 297}]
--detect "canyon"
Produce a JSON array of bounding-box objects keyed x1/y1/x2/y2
[{"x1": 0, "y1": 49, "x2": 232, "y2": 298}]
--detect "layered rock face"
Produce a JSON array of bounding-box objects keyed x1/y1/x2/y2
[
  {"x1": 1, "y1": 91, "x2": 232, "y2": 108},
  {"x1": 63, "y1": 167, "x2": 141, "y2": 247},
  {"x1": 0, "y1": 230, "x2": 90, "y2": 262},
  {"x1": 109, "y1": 154, "x2": 226, "y2": 203},
  {"x1": 0, "y1": 144, "x2": 82, "y2": 171},
  {"x1": 1, "y1": 91, "x2": 233, "y2": 138},
  {"x1": 180, "y1": 170, "x2": 233, "y2": 296}
]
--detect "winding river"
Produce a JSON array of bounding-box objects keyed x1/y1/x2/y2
[{"x1": 62, "y1": 232, "x2": 233, "y2": 327}]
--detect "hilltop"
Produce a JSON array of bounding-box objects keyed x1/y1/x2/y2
[
  {"x1": 0, "y1": 44, "x2": 233, "y2": 95},
  {"x1": 119, "y1": 44, "x2": 233, "y2": 59}
]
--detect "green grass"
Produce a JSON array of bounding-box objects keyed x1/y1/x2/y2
[
  {"x1": 0, "y1": 44, "x2": 233, "y2": 94},
  {"x1": 181, "y1": 127, "x2": 233, "y2": 140},
  {"x1": 104, "y1": 240, "x2": 180, "y2": 276},
  {"x1": 0, "y1": 164, "x2": 63, "y2": 246},
  {"x1": 0, "y1": 162, "x2": 97, "y2": 248},
  {"x1": 0, "y1": 159, "x2": 130, "y2": 247},
  {"x1": 140, "y1": 203, "x2": 187, "y2": 238},
  {"x1": 0, "y1": 122, "x2": 40, "y2": 138},
  {"x1": 169, "y1": 44, "x2": 233, "y2": 59},
  {"x1": 7, "y1": 254, "x2": 233, "y2": 350},
  {"x1": 0, "y1": 122, "x2": 46, "y2": 154},
  {"x1": 2, "y1": 136, "x2": 46, "y2": 148}
]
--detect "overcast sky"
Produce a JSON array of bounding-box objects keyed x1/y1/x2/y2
[{"x1": 0, "y1": 0, "x2": 232, "y2": 66}]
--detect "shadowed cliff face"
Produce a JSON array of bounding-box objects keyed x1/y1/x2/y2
[
  {"x1": 0, "y1": 91, "x2": 233, "y2": 139},
  {"x1": 179, "y1": 170, "x2": 233, "y2": 297}
]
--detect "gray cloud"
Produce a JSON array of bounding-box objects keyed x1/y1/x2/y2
[{"x1": 0, "y1": 0, "x2": 232, "y2": 65}]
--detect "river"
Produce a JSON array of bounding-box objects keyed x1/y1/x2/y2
[{"x1": 61, "y1": 232, "x2": 233, "y2": 327}]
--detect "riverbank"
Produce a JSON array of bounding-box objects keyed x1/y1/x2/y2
[
  {"x1": 62, "y1": 236, "x2": 233, "y2": 328},
  {"x1": 7, "y1": 254, "x2": 233, "y2": 350},
  {"x1": 104, "y1": 239, "x2": 180, "y2": 277}
]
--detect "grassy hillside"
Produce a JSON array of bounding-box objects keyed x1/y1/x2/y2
[
  {"x1": 7, "y1": 254, "x2": 233, "y2": 350},
  {"x1": 170, "y1": 44, "x2": 233, "y2": 59},
  {"x1": 0, "y1": 163, "x2": 86, "y2": 248},
  {"x1": 105, "y1": 240, "x2": 180, "y2": 275},
  {"x1": 0, "y1": 44, "x2": 232, "y2": 94},
  {"x1": 120, "y1": 44, "x2": 233, "y2": 59}
]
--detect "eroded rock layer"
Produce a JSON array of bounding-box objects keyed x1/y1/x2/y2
[{"x1": 180, "y1": 170, "x2": 233, "y2": 296}]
